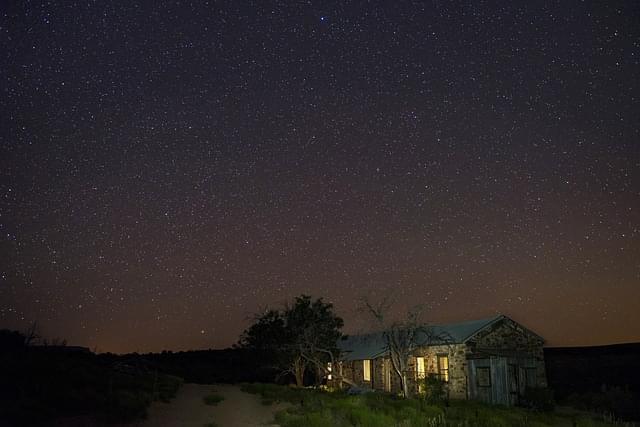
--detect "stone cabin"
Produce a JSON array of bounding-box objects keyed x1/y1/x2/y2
[{"x1": 335, "y1": 315, "x2": 547, "y2": 405}]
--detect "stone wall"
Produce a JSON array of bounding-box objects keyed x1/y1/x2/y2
[
  {"x1": 343, "y1": 357, "x2": 390, "y2": 391},
  {"x1": 412, "y1": 344, "x2": 468, "y2": 399},
  {"x1": 372, "y1": 357, "x2": 385, "y2": 391},
  {"x1": 339, "y1": 317, "x2": 547, "y2": 398},
  {"x1": 351, "y1": 359, "x2": 373, "y2": 389},
  {"x1": 342, "y1": 345, "x2": 468, "y2": 398}
]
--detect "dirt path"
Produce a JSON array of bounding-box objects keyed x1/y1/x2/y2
[{"x1": 133, "y1": 383, "x2": 287, "y2": 427}]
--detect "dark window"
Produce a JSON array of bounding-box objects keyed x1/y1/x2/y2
[
  {"x1": 508, "y1": 364, "x2": 519, "y2": 393},
  {"x1": 476, "y1": 367, "x2": 491, "y2": 387}
]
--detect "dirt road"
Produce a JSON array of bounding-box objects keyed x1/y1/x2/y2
[{"x1": 133, "y1": 383, "x2": 286, "y2": 427}]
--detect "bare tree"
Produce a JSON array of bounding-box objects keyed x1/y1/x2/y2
[
  {"x1": 23, "y1": 322, "x2": 40, "y2": 346},
  {"x1": 297, "y1": 327, "x2": 347, "y2": 388},
  {"x1": 362, "y1": 298, "x2": 451, "y2": 398}
]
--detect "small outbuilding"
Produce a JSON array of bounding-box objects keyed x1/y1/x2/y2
[{"x1": 335, "y1": 315, "x2": 547, "y2": 405}]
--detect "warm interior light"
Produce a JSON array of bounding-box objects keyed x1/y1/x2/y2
[
  {"x1": 363, "y1": 359, "x2": 371, "y2": 381},
  {"x1": 416, "y1": 356, "x2": 425, "y2": 379}
]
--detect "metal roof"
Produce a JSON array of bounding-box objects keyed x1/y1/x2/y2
[{"x1": 338, "y1": 315, "x2": 505, "y2": 361}]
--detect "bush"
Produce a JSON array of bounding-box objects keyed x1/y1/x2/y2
[
  {"x1": 419, "y1": 374, "x2": 447, "y2": 405},
  {"x1": 522, "y1": 387, "x2": 555, "y2": 412},
  {"x1": 106, "y1": 390, "x2": 152, "y2": 422},
  {"x1": 203, "y1": 393, "x2": 225, "y2": 406},
  {"x1": 157, "y1": 374, "x2": 183, "y2": 402}
]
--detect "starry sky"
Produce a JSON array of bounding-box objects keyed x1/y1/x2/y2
[{"x1": 1, "y1": 1, "x2": 639, "y2": 354}]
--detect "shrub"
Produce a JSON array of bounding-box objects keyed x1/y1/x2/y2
[
  {"x1": 420, "y1": 374, "x2": 447, "y2": 405},
  {"x1": 157, "y1": 374, "x2": 183, "y2": 402},
  {"x1": 522, "y1": 387, "x2": 555, "y2": 412},
  {"x1": 203, "y1": 393, "x2": 225, "y2": 405},
  {"x1": 106, "y1": 390, "x2": 151, "y2": 422}
]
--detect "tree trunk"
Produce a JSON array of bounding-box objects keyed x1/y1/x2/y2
[
  {"x1": 293, "y1": 357, "x2": 305, "y2": 387},
  {"x1": 315, "y1": 364, "x2": 323, "y2": 386},
  {"x1": 390, "y1": 352, "x2": 411, "y2": 398},
  {"x1": 401, "y1": 373, "x2": 410, "y2": 398}
]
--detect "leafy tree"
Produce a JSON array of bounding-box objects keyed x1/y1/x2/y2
[
  {"x1": 238, "y1": 295, "x2": 343, "y2": 387},
  {"x1": 286, "y1": 295, "x2": 344, "y2": 386},
  {"x1": 237, "y1": 309, "x2": 295, "y2": 382},
  {"x1": 238, "y1": 309, "x2": 287, "y2": 350}
]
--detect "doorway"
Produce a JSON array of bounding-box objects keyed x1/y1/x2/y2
[{"x1": 383, "y1": 358, "x2": 391, "y2": 392}]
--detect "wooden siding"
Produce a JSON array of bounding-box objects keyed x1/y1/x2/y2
[{"x1": 468, "y1": 356, "x2": 540, "y2": 405}]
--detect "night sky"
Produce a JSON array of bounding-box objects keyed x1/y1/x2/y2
[{"x1": 1, "y1": 1, "x2": 639, "y2": 354}]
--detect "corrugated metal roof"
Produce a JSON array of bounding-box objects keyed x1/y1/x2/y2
[
  {"x1": 339, "y1": 315, "x2": 504, "y2": 361},
  {"x1": 338, "y1": 331, "x2": 388, "y2": 361}
]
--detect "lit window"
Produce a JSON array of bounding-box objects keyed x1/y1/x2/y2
[
  {"x1": 363, "y1": 359, "x2": 371, "y2": 381},
  {"x1": 437, "y1": 355, "x2": 449, "y2": 382},
  {"x1": 327, "y1": 362, "x2": 332, "y2": 380},
  {"x1": 416, "y1": 356, "x2": 426, "y2": 379}
]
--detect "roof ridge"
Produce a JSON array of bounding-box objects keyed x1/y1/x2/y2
[{"x1": 343, "y1": 314, "x2": 504, "y2": 338}]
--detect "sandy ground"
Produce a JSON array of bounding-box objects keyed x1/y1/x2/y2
[{"x1": 132, "y1": 383, "x2": 287, "y2": 427}]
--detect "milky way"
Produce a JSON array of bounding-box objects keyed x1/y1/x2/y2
[{"x1": 1, "y1": 1, "x2": 638, "y2": 353}]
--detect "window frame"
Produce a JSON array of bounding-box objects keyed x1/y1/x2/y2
[
  {"x1": 437, "y1": 354, "x2": 449, "y2": 383},
  {"x1": 415, "y1": 356, "x2": 426, "y2": 379},
  {"x1": 363, "y1": 359, "x2": 371, "y2": 382},
  {"x1": 476, "y1": 366, "x2": 491, "y2": 387}
]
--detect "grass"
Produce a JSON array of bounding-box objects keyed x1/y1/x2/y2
[
  {"x1": 203, "y1": 393, "x2": 225, "y2": 406},
  {"x1": 203, "y1": 422, "x2": 219, "y2": 427},
  {"x1": 240, "y1": 383, "x2": 625, "y2": 427}
]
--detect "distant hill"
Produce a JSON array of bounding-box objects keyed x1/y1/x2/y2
[{"x1": 544, "y1": 343, "x2": 640, "y2": 397}]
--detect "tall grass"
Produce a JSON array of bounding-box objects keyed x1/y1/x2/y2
[{"x1": 241, "y1": 383, "x2": 626, "y2": 427}]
